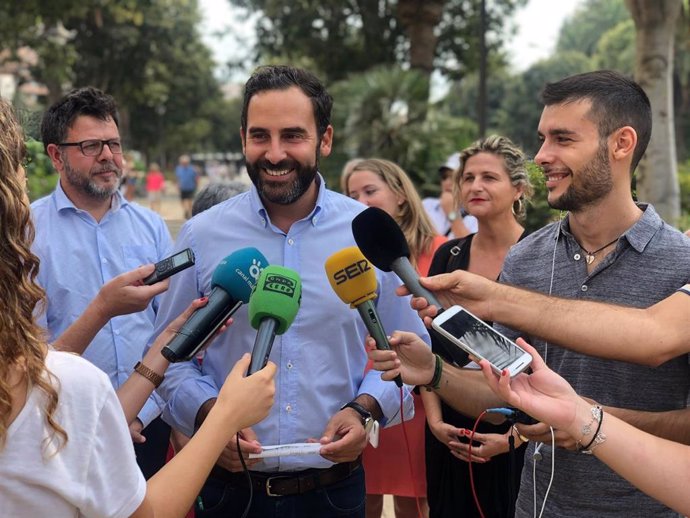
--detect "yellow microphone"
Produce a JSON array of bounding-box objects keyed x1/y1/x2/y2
[{"x1": 325, "y1": 246, "x2": 403, "y2": 387}]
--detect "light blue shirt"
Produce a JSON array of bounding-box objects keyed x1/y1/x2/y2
[
  {"x1": 152, "y1": 175, "x2": 430, "y2": 471},
  {"x1": 31, "y1": 181, "x2": 173, "y2": 426}
]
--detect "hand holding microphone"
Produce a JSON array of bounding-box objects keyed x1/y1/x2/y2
[
  {"x1": 324, "y1": 246, "x2": 402, "y2": 387},
  {"x1": 247, "y1": 265, "x2": 302, "y2": 375},
  {"x1": 352, "y1": 206, "x2": 443, "y2": 309},
  {"x1": 353, "y1": 207, "x2": 470, "y2": 366},
  {"x1": 161, "y1": 247, "x2": 268, "y2": 362}
]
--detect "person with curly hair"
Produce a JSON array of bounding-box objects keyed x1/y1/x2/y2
[{"x1": 0, "y1": 98, "x2": 276, "y2": 518}]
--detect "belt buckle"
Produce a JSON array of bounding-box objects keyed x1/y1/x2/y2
[{"x1": 265, "y1": 475, "x2": 290, "y2": 497}]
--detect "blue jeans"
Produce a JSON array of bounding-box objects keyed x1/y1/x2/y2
[{"x1": 196, "y1": 465, "x2": 365, "y2": 518}]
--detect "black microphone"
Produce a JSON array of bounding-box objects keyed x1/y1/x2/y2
[
  {"x1": 247, "y1": 265, "x2": 302, "y2": 375},
  {"x1": 161, "y1": 247, "x2": 268, "y2": 362},
  {"x1": 352, "y1": 207, "x2": 443, "y2": 308},
  {"x1": 352, "y1": 207, "x2": 470, "y2": 366}
]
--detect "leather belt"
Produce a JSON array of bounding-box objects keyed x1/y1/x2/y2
[{"x1": 209, "y1": 458, "x2": 362, "y2": 497}]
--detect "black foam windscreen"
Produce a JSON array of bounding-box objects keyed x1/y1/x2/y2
[{"x1": 352, "y1": 207, "x2": 410, "y2": 272}]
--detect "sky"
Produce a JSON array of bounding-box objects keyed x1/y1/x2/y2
[{"x1": 198, "y1": 0, "x2": 584, "y2": 83}]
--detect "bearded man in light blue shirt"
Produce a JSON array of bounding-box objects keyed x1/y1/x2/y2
[
  {"x1": 151, "y1": 65, "x2": 430, "y2": 518},
  {"x1": 31, "y1": 87, "x2": 173, "y2": 479}
]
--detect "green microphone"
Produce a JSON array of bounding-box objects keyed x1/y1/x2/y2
[{"x1": 247, "y1": 265, "x2": 302, "y2": 375}]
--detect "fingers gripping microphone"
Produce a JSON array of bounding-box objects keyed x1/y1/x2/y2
[
  {"x1": 247, "y1": 265, "x2": 302, "y2": 375},
  {"x1": 353, "y1": 207, "x2": 470, "y2": 366},
  {"x1": 352, "y1": 207, "x2": 443, "y2": 309},
  {"x1": 325, "y1": 247, "x2": 403, "y2": 387},
  {"x1": 161, "y1": 248, "x2": 268, "y2": 362}
]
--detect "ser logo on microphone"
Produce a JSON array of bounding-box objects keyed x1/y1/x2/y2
[
  {"x1": 333, "y1": 259, "x2": 371, "y2": 285},
  {"x1": 265, "y1": 274, "x2": 298, "y2": 297}
]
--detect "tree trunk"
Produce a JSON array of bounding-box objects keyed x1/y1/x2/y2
[
  {"x1": 396, "y1": 0, "x2": 446, "y2": 106},
  {"x1": 477, "y1": 0, "x2": 488, "y2": 137},
  {"x1": 626, "y1": 0, "x2": 682, "y2": 224}
]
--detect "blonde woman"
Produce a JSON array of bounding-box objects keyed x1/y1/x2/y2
[
  {"x1": 344, "y1": 158, "x2": 446, "y2": 518},
  {"x1": 0, "y1": 98, "x2": 275, "y2": 518},
  {"x1": 424, "y1": 135, "x2": 533, "y2": 518}
]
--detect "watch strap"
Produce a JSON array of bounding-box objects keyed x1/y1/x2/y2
[
  {"x1": 340, "y1": 401, "x2": 372, "y2": 424},
  {"x1": 134, "y1": 361, "x2": 164, "y2": 388}
]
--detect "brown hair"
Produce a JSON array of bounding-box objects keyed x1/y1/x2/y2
[{"x1": 0, "y1": 99, "x2": 66, "y2": 452}]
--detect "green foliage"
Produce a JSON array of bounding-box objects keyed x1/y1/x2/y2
[
  {"x1": 556, "y1": 0, "x2": 630, "y2": 57},
  {"x1": 523, "y1": 161, "x2": 561, "y2": 233},
  {"x1": 679, "y1": 159, "x2": 690, "y2": 219},
  {"x1": 24, "y1": 139, "x2": 58, "y2": 201},
  {"x1": 325, "y1": 65, "x2": 476, "y2": 194},
  {"x1": 228, "y1": 0, "x2": 526, "y2": 83},
  {"x1": 493, "y1": 51, "x2": 593, "y2": 156},
  {"x1": 1, "y1": 0, "x2": 234, "y2": 165},
  {"x1": 593, "y1": 19, "x2": 635, "y2": 73}
]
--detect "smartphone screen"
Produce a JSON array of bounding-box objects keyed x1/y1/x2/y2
[{"x1": 434, "y1": 307, "x2": 531, "y2": 373}]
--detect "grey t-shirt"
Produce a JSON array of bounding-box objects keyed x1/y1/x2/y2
[{"x1": 496, "y1": 204, "x2": 690, "y2": 517}]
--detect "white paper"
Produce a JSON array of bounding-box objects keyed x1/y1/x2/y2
[{"x1": 247, "y1": 442, "x2": 323, "y2": 459}]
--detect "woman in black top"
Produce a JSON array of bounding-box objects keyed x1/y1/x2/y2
[{"x1": 423, "y1": 135, "x2": 533, "y2": 518}]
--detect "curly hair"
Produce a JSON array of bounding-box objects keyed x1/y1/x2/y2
[
  {"x1": 0, "y1": 99, "x2": 66, "y2": 452},
  {"x1": 343, "y1": 158, "x2": 438, "y2": 268},
  {"x1": 453, "y1": 135, "x2": 534, "y2": 221}
]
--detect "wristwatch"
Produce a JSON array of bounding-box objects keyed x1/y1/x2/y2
[
  {"x1": 340, "y1": 401, "x2": 374, "y2": 432},
  {"x1": 447, "y1": 210, "x2": 458, "y2": 222}
]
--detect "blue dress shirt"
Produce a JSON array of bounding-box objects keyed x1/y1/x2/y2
[
  {"x1": 152, "y1": 175, "x2": 430, "y2": 471},
  {"x1": 31, "y1": 181, "x2": 173, "y2": 426}
]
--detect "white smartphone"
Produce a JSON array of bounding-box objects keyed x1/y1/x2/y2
[{"x1": 432, "y1": 305, "x2": 532, "y2": 376}]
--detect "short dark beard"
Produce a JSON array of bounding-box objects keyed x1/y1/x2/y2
[
  {"x1": 246, "y1": 151, "x2": 320, "y2": 205},
  {"x1": 62, "y1": 153, "x2": 122, "y2": 200},
  {"x1": 549, "y1": 142, "x2": 613, "y2": 212}
]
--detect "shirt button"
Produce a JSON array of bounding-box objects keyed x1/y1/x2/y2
[
  {"x1": 101, "y1": 258, "x2": 107, "y2": 263},
  {"x1": 574, "y1": 254, "x2": 581, "y2": 261},
  {"x1": 581, "y1": 285, "x2": 588, "y2": 292},
  {"x1": 261, "y1": 218, "x2": 266, "y2": 225},
  {"x1": 287, "y1": 238, "x2": 294, "y2": 246},
  {"x1": 114, "y1": 330, "x2": 120, "y2": 336},
  {"x1": 286, "y1": 404, "x2": 292, "y2": 412},
  {"x1": 287, "y1": 362, "x2": 293, "y2": 369}
]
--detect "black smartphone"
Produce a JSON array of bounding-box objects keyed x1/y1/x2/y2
[{"x1": 143, "y1": 248, "x2": 195, "y2": 285}]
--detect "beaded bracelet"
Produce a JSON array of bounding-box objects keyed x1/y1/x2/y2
[{"x1": 424, "y1": 354, "x2": 443, "y2": 391}]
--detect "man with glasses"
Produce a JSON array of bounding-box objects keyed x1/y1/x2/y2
[{"x1": 31, "y1": 86, "x2": 173, "y2": 479}]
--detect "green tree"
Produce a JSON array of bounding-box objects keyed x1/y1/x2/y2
[
  {"x1": 556, "y1": 0, "x2": 630, "y2": 57},
  {"x1": 326, "y1": 65, "x2": 476, "y2": 193},
  {"x1": 227, "y1": 0, "x2": 526, "y2": 85},
  {"x1": 1, "y1": 0, "x2": 234, "y2": 165},
  {"x1": 626, "y1": 0, "x2": 682, "y2": 224}
]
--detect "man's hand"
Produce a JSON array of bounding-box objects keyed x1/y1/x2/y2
[
  {"x1": 216, "y1": 427, "x2": 262, "y2": 472},
  {"x1": 129, "y1": 418, "x2": 146, "y2": 444},
  {"x1": 92, "y1": 264, "x2": 169, "y2": 320},
  {"x1": 366, "y1": 331, "x2": 435, "y2": 386},
  {"x1": 319, "y1": 408, "x2": 368, "y2": 463},
  {"x1": 395, "y1": 270, "x2": 499, "y2": 324}
]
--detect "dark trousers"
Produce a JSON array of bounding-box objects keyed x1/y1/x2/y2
[
  {"x1": 196, "y1": 465, "x2": 366, "y2": 518},
  {"x1": 133, "y1": 416, "x2": 171, "y2": 479}
]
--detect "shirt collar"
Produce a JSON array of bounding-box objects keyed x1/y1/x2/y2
[
  {"x1": 53, "y1": 179, "x2": 126, "y2": 213},
  {"x1": 560, "y1": 203, "x2": 661, "y2": 254},
  {"x1": 249, "y1": 173, "x2": 326, "y2": 228}
]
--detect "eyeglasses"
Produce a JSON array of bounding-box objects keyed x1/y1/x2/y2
[{"x1": 58, "y1": 139, "x2": 123, "y2": 157}]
